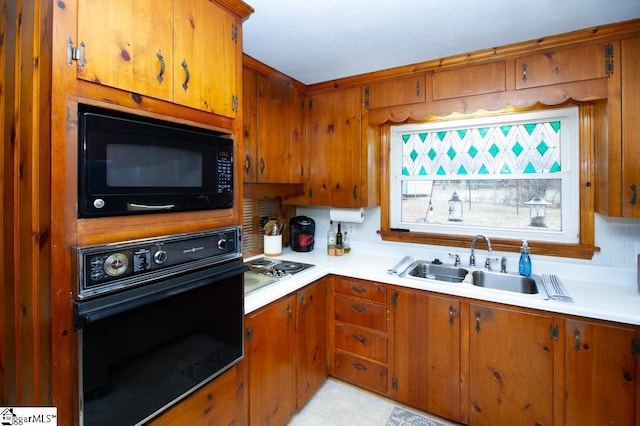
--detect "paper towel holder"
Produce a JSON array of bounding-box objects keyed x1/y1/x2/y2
[{"x1": 329, "y1": 207, "x2": 365, "y2": 224}]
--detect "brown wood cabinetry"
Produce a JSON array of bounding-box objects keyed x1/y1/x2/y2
[
  {"x1": 364, "y1": 75, "x2": 427, "y2": 109},
  {"x1": 564, "y1": 318, "x2": 638, "y2": 426},
  {"x1": 296, "y1": 279, "x2": 328, "y2": 409},
  {"x1": 515, "y1": 44, "x2": 609, "y2": 90},
  {"x1": 597, "y1": 36, "x2": 640, "y2": 218},
  {"x1": 149, "y1": 363, "x2": 244, "y2": 425},
  {"x1": 468, "y1": 302, "x2": 557, "y2": 426},
  {"x1": 307, "y1": 87, "x2": 362, "y2": 207},
  {"x1": 246, "y1": 278, "x2": 327, "y2": 425},
  {"x1": 304, "y1": 88, "x2": 380, "y2": 207},
  {"x1": 390, "y1": 288, "x2": 463, "y2": 423},
  {"x1": 242, "y1": 66, "x2": 305, "y2": 184},
  {"x1": 431, "y1": 61, "x2": 506, "y2": 101},
  {"x1": 329, "y1": 276, "x2": 389, "y2": 394},
  {"x1": 77, "y1": 0, "x2": 240, "y2": 117},
  {"x1": 246, "y1": 294, "x2": 297, "y2": 425}
]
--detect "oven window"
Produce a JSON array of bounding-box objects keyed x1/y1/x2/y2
[
  {"x1": 81, "y1": 273, "x2": 243, "y2": 425},
  {"x1": 105, "y1": 144, "x2": 203, "y2": 188}
]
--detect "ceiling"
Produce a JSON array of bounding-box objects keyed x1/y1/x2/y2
[{"x1": 242, "y1": 0, "x2": 640, "y2": 85}]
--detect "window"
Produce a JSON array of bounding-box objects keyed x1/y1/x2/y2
[{"x1": 390, "y1": 107, "x2": 579, "y2": 243}]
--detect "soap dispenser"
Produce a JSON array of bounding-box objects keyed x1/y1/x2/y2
[{"x1": 519, "y1": 240, "x2": 531, "y2": 277}]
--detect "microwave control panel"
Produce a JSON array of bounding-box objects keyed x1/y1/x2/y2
[{"x1": 217, "y1": 147, "x2": 233, "y2": 192}]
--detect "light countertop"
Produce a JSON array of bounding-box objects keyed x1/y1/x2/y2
[{"x1": 244, "y1": 245, "x2": 640, "y2": 325}]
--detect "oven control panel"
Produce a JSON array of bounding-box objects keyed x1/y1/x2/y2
[{"x1": 76, "y1": 226, "x2": 242, "y2": 299}]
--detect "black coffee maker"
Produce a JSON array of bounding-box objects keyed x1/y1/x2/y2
[{"x1": 290, "y1": 216, "x2": 315, "y2": 252}]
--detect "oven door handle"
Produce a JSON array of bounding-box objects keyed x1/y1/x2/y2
[{"x1": 73, "y1": 259, "x2": 246, "y2": 329}]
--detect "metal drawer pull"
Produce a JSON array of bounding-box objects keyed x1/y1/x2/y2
[
  {"x1": 156, "y1": 51, "x2": 165, "y2": 83},
  {"x1": 351, "y1": 304, "x2": 367, "y2": 313},
  {"x1": 351, "y1": 334, "x2": 368, "y2": 344},
  {"x1": 351, "y1": 286, "x2": 368, "y2": 294},
  {"x1": 351, "y1": 362, "x2": 368, "y2": 371},
  {"x1": 181, "y1": 59, "x2": 190, "y2": 91}
]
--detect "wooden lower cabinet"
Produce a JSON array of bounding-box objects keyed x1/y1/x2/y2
[
  {"x1": 390, "y1": 287, "x2": 462, "y2": 423},
  {"x1": 564, "y1": 318, "x2": 638, "y2": 426},
  {"x1": 246, "y1": 278, "x2": 327, "y2": 425},
  {"x1": 329, "y1": 276, "x2": 389, "y2": 395},
  {"x1": 296, "y1": 279, "x2": 328, "y2": 409},
  {"x1": 469, "y1": 302, "x2": 557, "y2": 426},
  {"x1": 149, "y1": 363, "x2": 244, "y2": 425}
]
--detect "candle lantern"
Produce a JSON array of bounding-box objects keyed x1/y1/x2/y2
[
  {"x1": 525, "y1": 196, "x2": 551, "y2": 227},
  {"x1": 448, "y1": 191, "x2": 463, "y2": 222}
]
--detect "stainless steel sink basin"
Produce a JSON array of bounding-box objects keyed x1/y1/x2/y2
[
  {"x1": 401, "y1": 261, "x2": 469, "y2": 283},
  {"x1": 472, "y1": 270, "x2": 540, "y2": 294}
]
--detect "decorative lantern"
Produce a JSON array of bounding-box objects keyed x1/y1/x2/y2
[
  {"x1": 448, "y1": 191, "x2": 463, "y2": 221},
  {"x1": 525, "y1": 196, "x2": 551, "y2": 227}
]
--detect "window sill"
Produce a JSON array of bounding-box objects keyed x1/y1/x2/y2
[{"x1": 378, "y1": 229, "x2": 600, "y2": 260}]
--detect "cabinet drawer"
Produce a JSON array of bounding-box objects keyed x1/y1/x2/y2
[
  {"x1": 365, "y1": 75, "x2": 427, "y2": 109},
  {"x1": 334, "y1": 278, "x2": 387, "y2": 302},
  {"x1": 335, "y1": 324, "x2": 388, "y2": 363},
  {"x1": 335, "y1": 295, "x2": 387, "y2": 332},
  {"x1": 334, "y1": 352, "x2": 387, "y2": 395}
]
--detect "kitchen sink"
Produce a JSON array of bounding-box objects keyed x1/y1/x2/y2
[
  {"x1": 401, "y1": 260, "x2": 469, "y2": 283},
  {"x1": 471, "y1": 270, "x2": 540, "y2": 294}
]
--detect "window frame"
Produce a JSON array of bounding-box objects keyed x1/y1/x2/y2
[
  {"x1": 378, "y1": 103, "x2": 600, "y2": 260},
  {"x1": 389, "y1": 107, "x2": 580, "y2": 244}
]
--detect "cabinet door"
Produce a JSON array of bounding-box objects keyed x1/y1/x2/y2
[
  {"x1": 432, "y1": 61, "x2": 506, "y2": 101},
  {"x1": 365, "y1": 75, "x2": 426, "y2": 109},
  {"x1": 77, "y1": 0, "x2": 174, "y2": 102},
  {"x1": 256, "y1": 74, "x2": 305, "y2": 183},
  {"x1": 392, "y1": 288, "x2": 462, "y2": 423},
  {"x1": 469, "y1": 303, "x2": 556, "y2": 426},
  {"x1": 515, "y1": 44, "x2": 608, "y2": 90},
  {"x1": 621, "y1": 37, "x2": 640, "y2": 218},
  {"x1": 296, "y1": 279, "x2": 328, "y2": 409},
  {"x1": 242, "y1": 66, "x2": 259, "y2": 182},
  {"x1": 564, "y1": 319, "x2": 637, "y2": 426},
  {"x1": 148, "y1": 364, "x2": 242, "y2": 425},
  {"x1": 246, "y1": 295, "x2": 296, "y2": 426},
  {"x1": 308, "y1": 87, "x2": 362, "y2": 207},
  {"x1": 174, "y1": 0, "x2": 238, "y2": 117}
]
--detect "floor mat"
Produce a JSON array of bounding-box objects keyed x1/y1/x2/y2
[{"x1": 386, "y1": 407, "x2": 446, "y2": 426}]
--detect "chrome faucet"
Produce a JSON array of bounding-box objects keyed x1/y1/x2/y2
[{"x1": 470, "y1": 234, "x2": 492, "y2": 266}]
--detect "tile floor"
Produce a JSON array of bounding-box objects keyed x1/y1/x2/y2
[{"x1": 287, "y1": 378, "x2": 459, "y2": 426}]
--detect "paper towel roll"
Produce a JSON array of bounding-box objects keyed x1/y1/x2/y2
[{"x1": 329, "y1": 208, "x2": 365, "y2": 224}]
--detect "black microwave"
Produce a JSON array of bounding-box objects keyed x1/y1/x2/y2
[{"x1": 78, "y1": 105, "x2": 234, "y2": 218}]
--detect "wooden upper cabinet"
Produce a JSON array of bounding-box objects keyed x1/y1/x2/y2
[
  {"x1": 515, "y1": 44, "x2": 609, "y2": 90},
  {"x1": 564, "y1": 318, "x2": 637, "y2": 426},
  {"x1": 243, "y1": 67, "x2": 305, "y2": 184},
  {"x1": 77, "y1": 0, "x2": 174, "y2": 102},
  {"x1": 431, "y1": 61, "x2": 506, "y2": 101},
  {"x1": 307, "y1": 87, "x2": 362, "y2": 207},
  {"x1": 77, "y1": 0, "x2": 240, "y2": 117},
  {"x1": 364, "y1": 75, "x2": 427, "y2": 109},
  {"x1": 173, "y1": 0, "x2": 238, "y2": 116},
  {"x1": 596, "y1": 37, "x2": 640, "y2": 218}
]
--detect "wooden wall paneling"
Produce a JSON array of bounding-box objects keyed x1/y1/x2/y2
[
  {"x1": 51, "y1": 0, "x2": 80, "y2": 424},
  {"x1": 1, "y1": 0, "x2": 18, "y2": 405}
]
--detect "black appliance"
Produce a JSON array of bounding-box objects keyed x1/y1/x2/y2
[
  {"x1": 289, "y1": 216, "x2": 315, "y2": 252},
  {"x1": 73, "y1": 227, "x2": 244, "y2": 425},
  {"x1": 78, "y1": 104, "x2": 234, "y2": 218}
]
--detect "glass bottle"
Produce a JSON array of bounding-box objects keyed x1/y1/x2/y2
[
  {"x1": 343, "y1": 231, "x2": 351, "y2": 253},
  {"x1": 327, "y1": 221, "x2": 336, "y2": 254}
]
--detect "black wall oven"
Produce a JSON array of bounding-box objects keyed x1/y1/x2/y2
[
  {"x1": 73, "y1": 227, "x2": 245, "y2": 425},
  {"x1": 78, "y1": 105, "x2": 234, "y2": 218}
]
